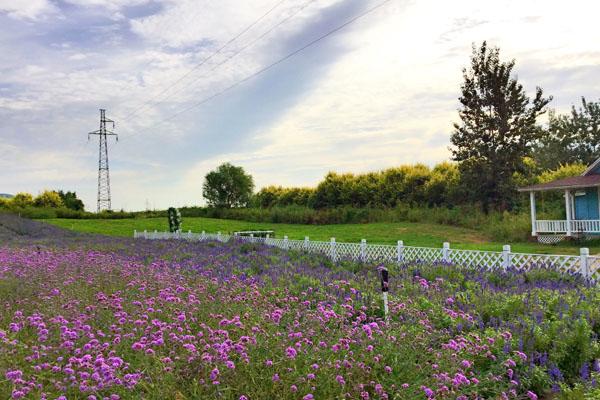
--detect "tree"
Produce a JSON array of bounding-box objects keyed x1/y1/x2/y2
[
  {"x1": 11, "y1": 192, "x2": 34, "y2": 208},
  {"x1": 58, "y1": 190, "x2": 85, "y2": 211},
  {"x1": 34, "y1": 190, "x2": 64, "y2": 208},
  {"x1": 535, "y1": 97, "x2": 600, "y2": 170},
  {"x1": 451, "y1": 42, "x2": 551, "y2": 211},
  {"x1": 202, "y1": 163, "x2": 254, "y2": 208}
]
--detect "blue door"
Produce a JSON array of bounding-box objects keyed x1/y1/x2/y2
[{"x1": 574, "y1": 188, "x2": 599, "y2": 220}]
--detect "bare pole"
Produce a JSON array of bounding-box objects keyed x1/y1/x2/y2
[{"x1": 88, "y1": 109, "x2": 117, "y2": 212}]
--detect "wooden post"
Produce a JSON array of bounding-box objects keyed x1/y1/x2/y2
[
  {"x1": 502, "y1": 245, "x2": 511, "y2": 271},
  {"x1": 304, "y1": 236, "x2": 309, "y2": 250},
  {"x1": 284, "y1": 235, "x2": 289, "y2": 250},
  {"x1": 330, "y1": 238, "x2": 336, "y2": 262},
  {"x1": 397, "y1": 240, "x2": 404, "y2": 264},
  {"x1": 565, "y1": 190, "x2": 573, "y2": 236},
  {"x1": 530, "y1": 191, "x2": 537, "y2": 236},
  {"x1": 580, "y1": 248, "x2": 590, "y2": 279},
  {"x1": 442, "y1": 242, "x2": 450, "y2": 262},
  {"x1": 360, "y1": 239, "x2": 367, "y2": 262}
]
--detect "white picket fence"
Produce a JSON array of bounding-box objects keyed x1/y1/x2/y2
[{"x1": 133, "y1": 230, "x2": 600, "y2": 280}]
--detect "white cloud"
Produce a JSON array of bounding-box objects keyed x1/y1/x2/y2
[{"x1": 0, "y1": 0, "x2": 59, "y2": 20}]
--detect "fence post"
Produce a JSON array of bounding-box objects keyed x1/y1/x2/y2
[
  {"x1": 397, "y1": 240, "x2": 404, "y2": 264},
  {"x1": 133, "y1": 229, "x2": 137, "y2": 238},
  {"x1": 187, "y1": 230, "x2": 192, "y2": 240},
  {"x1": 361, "y1": 239, "x2": 367, "y2": 262},
  {"x1": 201, "y1": 230, "x2": 206, "y2": 241},
  {"x1": 304, "y1": 236, "x2": 309, "y2": 250},
  {"x1": 502, "y1": 245, "x2": 511, "y2": 271},
  {"x1": 580, "y1": 248, "x2": 590, "y2": 279},
  {"x1": 330, "y1": 237, "x2": 337, "y2": 262},
  {"x1": 284, "y1": 235, "x2": 289, "y2": 250},
  {"x1": 217, "y1": 231, "x2": 221, "y2": 242},
  {"x1": 442, "y1": 242, "x2": 450, "y2": 263}
]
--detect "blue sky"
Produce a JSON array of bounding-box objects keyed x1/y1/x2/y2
[{"x1": 1, "y1": 0, "x2": 599, "y2": 211}]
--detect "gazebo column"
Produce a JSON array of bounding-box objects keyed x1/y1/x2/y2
[
  {"x1": 530, "y1": 191, "x2": 537, "y2": 236},
  {"x1": 565, "y1": 189, "x2": 573, "y2": 236}
]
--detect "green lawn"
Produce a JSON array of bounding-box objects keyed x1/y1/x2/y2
[{"x1": 44, "y1": 217, "x2": 600, "y2": 255}]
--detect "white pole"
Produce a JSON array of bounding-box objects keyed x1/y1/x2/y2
[
  {"x1": 380, "y1": 267, "x2": 389, "y2": 321},
  {"x1": 565, "y1": 190, "x2": 573, "y2": 236},
  {"x1": 442, "y1": 242, "x2": 450, "y2": 262},
  {"x1": 330, "y1": 237, "x2": 336, "y2": 262},
  {"x1": 284, "y1": 235, "x2": 288, "y2": 250},
  {"x1": 397, "y1": 240, "x2": 404, "y2": 264},
  {"x1": 304, "y1": 236, "x2": 309, "y2": 250},
  {"x1": 133, "y1": 229, "x2": 137, "y2": 238},
  {"x1": 580, "y1": 247, "x2": 590, "y2": 279},
  {"x1": 360, "y1": 239, "x2": 367, "y2": 262},
  {"x1": 502, "y1": 244, "x2": 511, "y2": 271},
  {"x1": 530, "y1": 191, "x2": 537, "y2": 236}
]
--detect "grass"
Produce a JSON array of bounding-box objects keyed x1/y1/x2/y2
[{"x1": 44, "y1": 217, "x2": 600, "y2": 255}]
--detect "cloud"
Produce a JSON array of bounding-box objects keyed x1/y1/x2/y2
[
  {"x1": 1, "y1": 0, "x2": 600, "y2": 210},
  {"x1": 0, "y1": 0, "x2": 59, "y2": 20}
]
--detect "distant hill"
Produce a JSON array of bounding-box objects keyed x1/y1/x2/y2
[{"x1": 0, "y1": 193, "x2": 13, "y2": 199}]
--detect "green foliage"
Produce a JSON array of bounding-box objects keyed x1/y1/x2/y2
[
  {"x1": 538, "y1": 163, "x2": 587, "y2": 183},
  {"x1": 33, "y1": 190, "x2": 64, "y2": 208},
  {"x1": 11, "y1": 192, "x2": 34, "y2": 208},
  {"x1": 451, "y1": 41, "x2": 551, "y2": 211},
  {"x1": 202, "y1": 163, "x2": 254, "y2": 208},
  {"x1": 167, "y1": 207, "x2": 182, "y2": 233},
  {"x1": 536, "y1": 97, "x2": 600, "y2": 170},
  {"x1": 57, "y1": 190, "x2": 85, "y2": 211}
]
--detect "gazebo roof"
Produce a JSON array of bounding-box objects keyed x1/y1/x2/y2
[{"x1": 518, "y1": 174, "x2": 600, "y2": 192}]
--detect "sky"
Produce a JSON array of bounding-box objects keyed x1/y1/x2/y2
[{"x1": 1, "y1": 0, "x2": 599, "y2": 211}]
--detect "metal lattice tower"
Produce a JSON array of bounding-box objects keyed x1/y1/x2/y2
[{"x1": 88, "y1": 109, "x2": 117, "y2": 212}]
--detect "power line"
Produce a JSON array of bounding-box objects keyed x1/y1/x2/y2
[
  {"x1": 124, "y1": 0, "x2": 318, "y2": 115},
  {"x1": 120, "y1": 0, "x2": 288, "y2": 121},
  {"x1": 145, "y1": 0, "x2": 393, "y2": 128}
]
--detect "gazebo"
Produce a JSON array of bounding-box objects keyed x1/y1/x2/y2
[{"x1": 519, "y1": 157, "x2": 600, "y2": 242}]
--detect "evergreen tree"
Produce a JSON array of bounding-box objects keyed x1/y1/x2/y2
[{"x1": 451, "y1": 42, "x2": 551, "y2": 211}]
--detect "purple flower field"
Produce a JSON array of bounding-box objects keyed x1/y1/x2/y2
[{"x1": 1, "y1": 215, "x2": 600, "y2": 399}]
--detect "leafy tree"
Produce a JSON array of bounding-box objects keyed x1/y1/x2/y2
[
  {"x1": 34, "y1": 190, "x2": 64, "y2": 208},
  {"x1": 451, "y1": 42, "x2": 552, "y2": 211},
  {"x1": 202, "y1": 163, "x2": 254, "y2": 208},
  {"x1": 535, "y1": 97, "x2": 600, "y2": 169},
  {"x1": 57, "y1": 190, "x2": 85, "y2": 211},
  {"x1": 11, "y1": 192, "x2": 34, "y2": 208}
]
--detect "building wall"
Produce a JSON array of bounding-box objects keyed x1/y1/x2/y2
[{"x1": 574, "y1": 187, "x2": 599, "y2": 219}]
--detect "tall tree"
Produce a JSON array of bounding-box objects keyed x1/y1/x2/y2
[
  {"x1": 535, "y1": 97, "x2": 600, "y2": 170},
  {"x1": 58, "y1": 190, "x2": 85, "y2": 211},
  {"x1": 451, "y1": 42, "x2": 551, "y2": 211},
  {"x1": 202, "y1": 163, "x2": 254, "y2": 208}
]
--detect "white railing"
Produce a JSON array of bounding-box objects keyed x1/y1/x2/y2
[
  {"x1": 134, "y1": 229, "x2": 599, "y2": 280},
  {"x1": 536, "y1": 219, "x2": 600, "y2": 234}
]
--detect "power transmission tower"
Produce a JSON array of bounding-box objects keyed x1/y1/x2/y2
[{"x1": 88, "y1": 109, "x2": 118, "y2": 212}]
